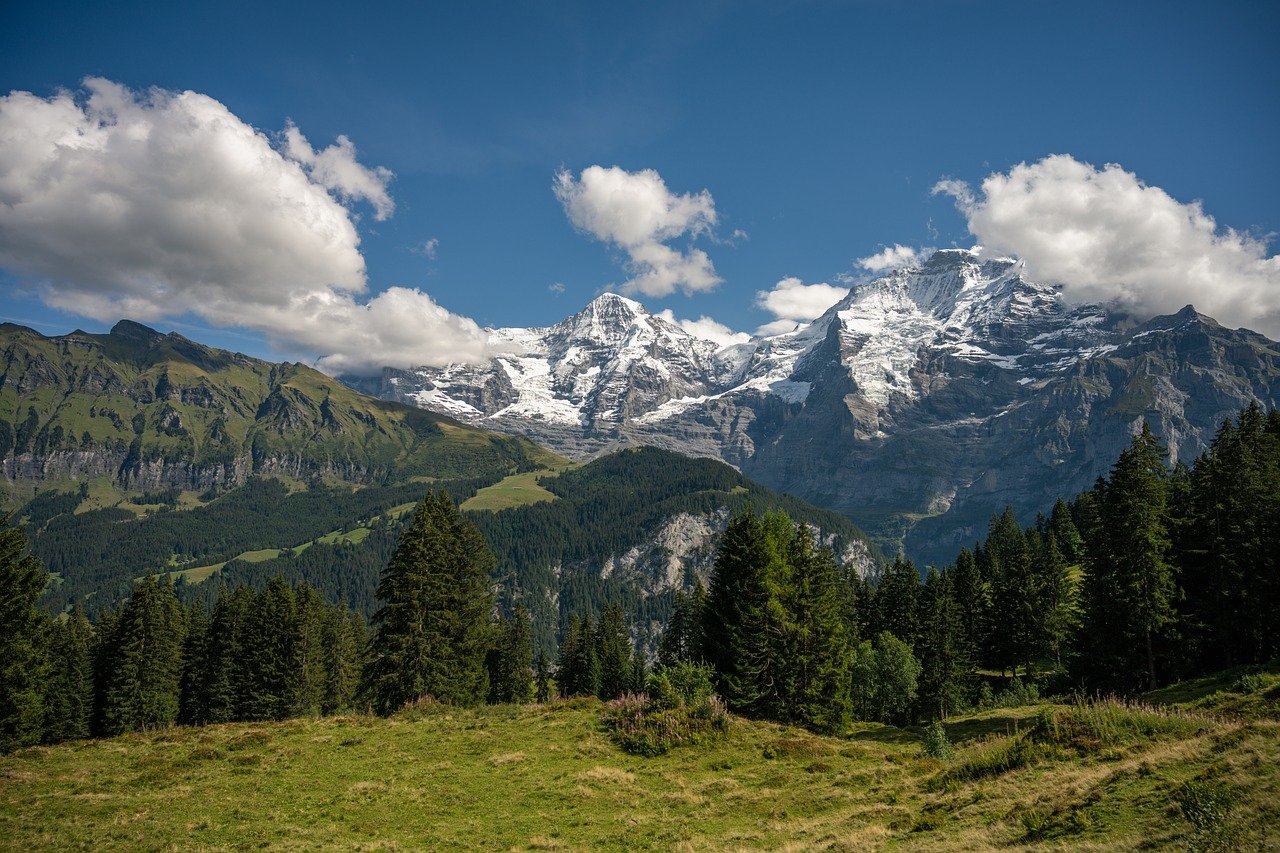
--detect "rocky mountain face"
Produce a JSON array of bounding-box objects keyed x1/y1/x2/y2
[
  {"x1": 0, "y1": 320, "x2": 551, "y2": 496},
  {"x1": 350, "y1": 249, "x2": 1280, "y2": 563}
]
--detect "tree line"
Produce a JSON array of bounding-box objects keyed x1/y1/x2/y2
[
  {"x1": 3, "y1": 403, "x2": 1276, "y2": 753},
  {"x1": 656, "y1": 403, "x2": 1280, "y2": 734}
]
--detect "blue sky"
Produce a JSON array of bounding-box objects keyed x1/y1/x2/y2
[{"x1": 2, "y1": 0, "x2": 1278, "y2": 367}]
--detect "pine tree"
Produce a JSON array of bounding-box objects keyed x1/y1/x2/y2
[
  {"x1": 534, "y1": 650, "x2": 552, "y2": 703},
  {"x1": 985, "y1": 508, "x2": 1040, "y2": 676},
  {"x1": 0, "y1": 513, "x2": 48, "y2": 753},
  {"x1": 42, "y1": 606, "x2": 93, "y2": 743},
  {"x1": 489, "y1": 606, "x2": 534, "y2": 704},
  {"x1": 292, "y1": 583, "x2": 327, "y2": 716},
  {"x1": 780, "y1": 524, "x2": 852, "y2": 733},
  {"x1": 872, "y1": 556, "x2": 919, "y2": 648},
  {"x1": 629, "y1": 647, "x2": 647, "y2": 694},
  {"x1": 556, "y1": 613, "x2": 597, "y2": 697},
  {"x1": 595, "y1": 604, "x2": 633, "y2": 700},
  {"x1": 657, "y1": 590, "x2": 690, "y2": 668},
  {"x1": 362, "y1": 492, "x2": 495, "y2": 713},
  {"x1": 204, "y1": 585, "x2": 253, "y2": 723},
  {"x1": 320, "y1": 606, "x2": 360, "y2": 715},
  {"x1": 243, "y1": 577, "x2": 298, "y2": 721},
  {"x1": 1033, "y1": 532, "x2": 1076, "y2": 671},
  {"x1": 1082, "y1": 422, "x2": 1176, "y2": 691},
  {"x1": 101, "y1": 576, "x2": 186, "y2": 734},
  {"x1": 178, "y1": 601, "x2": 212, "y2": 726},
  {"x1": 951, "y1": 547, "x2": 986, "y2": 666},
  {"x1": 916, "y1": 569, "x2": 972, "y2": 720},
  {"x1": 700, "y1": 509, "x2": 792, "y2": 718}
]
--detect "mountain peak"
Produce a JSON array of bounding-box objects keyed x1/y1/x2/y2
[
  {"x1": 109, "y1": 319, "x2": 164, "y2": 345},
  {"x1": 585, "y1": 292, "x2": 647, "y2": 315}
]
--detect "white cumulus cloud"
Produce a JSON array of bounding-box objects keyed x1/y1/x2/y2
[
  {"x1": 655, "y1": 309, "x2": 750, "y2": 348},
  {"x1": 283, "y1": 123, "x2": 394, "y2": 220},
  {"x1": 755, "y1": 277, "x2": 849, "y2": 332},
  {"x1": 0, "y1": 78, "x2": 486, "y2": 374},
  {"x1": 554, "y1": 165, "x2": 722, "y2": 297},
  {"x1": 858, "y1": 244, "x2": 922, "y2": 272},
  {"x1": 933, "y1": 154, "x2": 1280, "y2": 338}
]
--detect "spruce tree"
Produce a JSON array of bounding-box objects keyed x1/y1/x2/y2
[
  {"x1": 489, "y1": 606, "x2": 534, "y2": 704},
  {"x1": 916, "y1": 569, "x2": 972, "y2": 720},
  {"x1": 243, "y1": 577, "x2": 298, "y2": 721},
  {"x1": 0, "y1": 513, "x2": 48, "y2": 753},
  {"x1": 178, "y1": 601, "x2": 212, "y2": 726},
  {"x1": 292, "y1": 583, "x2": 327, "y2": 716},
  {"x1": 204, "y1": 585, "x2": 253, "y2": 723},
  {"x1": 985, "y1": 508, "x2": 1040, "y2": 676},
  {"x1": 102, "y1": 576, "x2": 186, "y2": 734},
  {"x1": 42, "y1": 606, "x2": 93, "y2": 743},
  {"x1": 556, "y1": 613, "x2": 591, "y2": 697},
  {"x1": 872, "y1": 556, "x2": 919, "y2": 648},
  {"x1": 781, "y1": 524, "x2": 852, "y2": 733},
  {"x1": 701, "y1": 509, "x2": 792, "y2": 718},
  {"x1": 320, "y1": 605, "x2": 360, "y2": 715},
  {"x1": 595, "y1": 604, "x2": 633, "y2": 700},
  {"x1": 657, "y1": 590, "x2": 690, "y2": 668},
  {"x1": 534, "y1": 650, "x2": 552, "y2": 703},
  {"x1": 362, "y1": 491, "x2": 495, "y2": 713},
  {"x1": 1082, "y1": 422, "x2": 1176, "y2": 691}
]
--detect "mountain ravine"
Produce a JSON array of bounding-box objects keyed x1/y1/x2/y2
[{"x1": 348, "y1": 248, "x2": 1280, "y2": 564}]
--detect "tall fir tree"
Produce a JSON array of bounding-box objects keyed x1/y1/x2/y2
[
  {"x1": 291, "y1": 583, "x2": 328, "y2": 717},
  {"x1": 557, "y1": 612, "x2": 599, "y2": 697},
  {"x1": 362, "y1": 492, "x2": 495, "y2": 713},
  {"x1": 242, "y1": 576, "x2": 298, "y2": 721},
  {"x1": 916, "y1": 568, "x2": 972, "y2": 720},
  {"x1": 319, "y1": 606, "x2": 361, "y2": 715},
  {"x1": 595, "y1": 604, "x2": 633, "y2": 700},
  {"x1": 1081, "y1": 422, "x2": 1176, "y2": 691},
  {"x1": 42, "y1": 606, "x2": 93, "y2": 743},
  {"x1": 780, "y1": 525, "x2": 852, "y2": 733},
  {"x1": 203, "y1": 585, "x2": 253, "y2": 723},
  {"x1": 534, "y1": 650, "x2": 552, "y2": 703},
  {"x1": 700, "y1": 509, "x2": 792, "y2": 718},
  {"x1": 872, "y1": 556, "x2": 920, "y2": 648},
  {"x1": 101, "y1": 576, "x2": 186, "y2": 734},
  {"x1": 178, "y1": 601, "x2": 212, "y2": 726},
  {"x1": 0, "y1": 513, "x2": 48, "y2": 753},
  {"x1": 985, "y1": 507, "x2": 1041, "y2": 676},
  {"x1": 488, "y1": 606, "x2": 534, "y2": 704}
]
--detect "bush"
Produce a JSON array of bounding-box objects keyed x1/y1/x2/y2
[
  {"x1": 1232, "y1": 673, "x2": 1266, "y2": 695},
  {"x1": 922, "y1": 721, "x2": 954, "y2": 760},
  {"x1": 602, "y1": 677, "x2": 730, "y2": 757}
]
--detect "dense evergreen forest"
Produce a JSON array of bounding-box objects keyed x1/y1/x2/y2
[
  {"x1": 88, "y1": 447, "x2": 876, "y2": 656},
  {"x1": 28, "y1": 475, "x2": 502, "y2": 616},
  {"x1": 2, "y1": 404, "x2": 1276, "y2": 756}
]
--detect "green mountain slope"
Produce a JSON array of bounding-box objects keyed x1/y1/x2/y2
[
  {"x1": 186, "y1": 446, "x2": 883, "y2": 654},
  {"x1": 0, "y1": 320, "x2": 556, "y2": 501}
]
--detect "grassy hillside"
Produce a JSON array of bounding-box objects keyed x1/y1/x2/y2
[{"x1": 2, "y1": 669, "x2": 1277, "y2": 850}]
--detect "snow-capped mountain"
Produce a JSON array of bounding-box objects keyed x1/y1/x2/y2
[{"x1": 348, "y1": 248, "x2": 1280, "y2": 562}]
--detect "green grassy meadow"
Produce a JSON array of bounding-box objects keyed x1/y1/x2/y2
[{"x1": 2, "y1": 669, "x2": 1277, "y2": 851}]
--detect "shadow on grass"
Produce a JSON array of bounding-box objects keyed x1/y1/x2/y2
[{"x1": 943, "y1": 713, "x2": 1037, "y2": 744}]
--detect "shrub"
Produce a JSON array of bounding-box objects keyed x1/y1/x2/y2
[
  {"x1": 601, "y1": 681, "x2": 729, "y2": 757},
  {"x1": 1232, "y1": 673, "x2": 1265, "y2": 695},
  {"x1": 938, "y1": 733, "x2": 1044, "y2": 785},
  {"x1": 922, "y1": 721, "x2": 954, "y2": 760}
]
